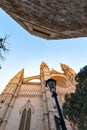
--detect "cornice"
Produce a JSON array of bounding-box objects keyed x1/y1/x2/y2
[{"x1": 18, "y1": 90, "x2": 42, "y2": 97}]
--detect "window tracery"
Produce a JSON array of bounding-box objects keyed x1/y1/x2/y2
[{"x1": 19, "y1": 100, "x2": 34, "y2": 130}]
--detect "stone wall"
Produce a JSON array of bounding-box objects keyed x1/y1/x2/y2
[
  {"x1": 4, "y1": 83, "x2": 44, "y2": 130},
  {"x1": 1, "y1": 0, "x2": 87, "y2": 39}
]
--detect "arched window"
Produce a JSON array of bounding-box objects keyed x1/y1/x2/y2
[
  {"x1": 19, "y1": 108, "x2": 31, "y2": 130},
  {"x1": 19, "y1": 108, "x2": 26, "y2": 130},
  {"x1": 25, "y1": 108, "x2": 31, "y2": 130}
]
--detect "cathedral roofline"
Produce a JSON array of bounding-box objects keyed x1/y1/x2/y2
[
  {"x1": 8, "y1": 68, "x2": 24, "y2": 84},
  {"x1": 60, "y1": 63, "x2": 76, "y2": 74}
]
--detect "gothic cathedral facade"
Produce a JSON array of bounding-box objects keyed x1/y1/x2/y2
[{"x1": 0, "y1": 62, "x2": 76, "y2": 130}]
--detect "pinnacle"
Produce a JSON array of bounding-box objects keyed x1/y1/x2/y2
[{"x1": 9, "y1": 68, "x2": 24, "y2": 84}]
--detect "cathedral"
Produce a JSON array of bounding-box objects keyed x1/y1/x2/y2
[{"x1": 0, "y1": 62, "x2": 76, "y2": 130}]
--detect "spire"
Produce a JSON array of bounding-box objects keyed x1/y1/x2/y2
[
  {"x1": 60, "y1": 64, "x2": 69, "y2": 72},
  {"x1": 40, "y1": 61, "x2": 50, "y2": 72},
  {"x1": 60, "y1": 63, "x2": 76, "y2": 75},
  {"x1": 40, "y1": 61, "x2": 48, "y2": 68},
  {"x1": 9, "y1": 68, "x2": 24, "y2": 84}
]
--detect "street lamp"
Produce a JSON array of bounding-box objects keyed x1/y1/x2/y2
[{"x1": 45, "y1": 78, "x2": 67, "y2": 130}]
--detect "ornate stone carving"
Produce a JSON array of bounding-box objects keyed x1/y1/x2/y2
[
  {"x1": 19, "y1": 100, "x2": 34, "y2": 114},
  {"x1": 18, "y1": 89, "x2": 42, "y2": 97}
]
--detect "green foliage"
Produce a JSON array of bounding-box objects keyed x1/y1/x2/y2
[{"x1": 63, "y1": 66, "x2": 87, "y2": 130}]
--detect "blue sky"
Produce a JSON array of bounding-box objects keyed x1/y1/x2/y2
[{"x1": 0, "y1": 8, "x2": 87, "y2": 93}]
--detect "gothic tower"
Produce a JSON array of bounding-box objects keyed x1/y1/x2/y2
[{"x1": 0, "y1": 62, "x2": 76, "y2": 130}]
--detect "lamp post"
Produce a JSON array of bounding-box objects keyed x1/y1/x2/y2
[{"x1": 45, "y1": 78, "x2": 67, "y2": 130}]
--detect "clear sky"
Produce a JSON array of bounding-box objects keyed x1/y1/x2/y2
[{"x1": 0, "y1": 8, "x2": 87, "y2": 93}]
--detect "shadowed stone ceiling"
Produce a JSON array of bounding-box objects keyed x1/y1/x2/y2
[{"x1": 0, "y1": 0, "x2": 87, "y2": 40}]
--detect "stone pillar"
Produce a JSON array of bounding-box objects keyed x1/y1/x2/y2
[
  {"x1": 40, "y1": 62, "x2": 50, "y2": 130},
  {"x1": 0, "y1": 95, "x2": 16, "y2": 130},
  {"x1": 46, "y1": 89, "x2": 56, "y2": 130},
  {"x1": 0, "y1": 69, "x2": 24, "y2": 130},
  {"x1": 0, "y1": 94, "x2": 12, "y2": 125},
  {"x1": 40, "y1": 62, "x2": 56, "y2": 130},
  {"x1": 42, "y1": 87, "x2": 50, "y2": 130}
]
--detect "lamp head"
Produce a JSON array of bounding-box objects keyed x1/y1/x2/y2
[{"x1": 45, "y1": 78, "x2": 56, "y2": 93}]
